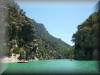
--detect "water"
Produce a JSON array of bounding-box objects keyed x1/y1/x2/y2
[{"x1": 2, "y1": 59, "x2": 100, "y2": 74}]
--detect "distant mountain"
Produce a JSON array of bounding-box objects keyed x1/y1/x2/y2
[{"x1": 34, "y1": 22, "x2": 71, "y2": 48}]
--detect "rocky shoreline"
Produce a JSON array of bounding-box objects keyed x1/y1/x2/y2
[
  {"x1": 1, "y1": 54, "x2": 20, "y2": 63},
  {"x1": 1, "y1": 54, "x2": 40, "y2": 63}
]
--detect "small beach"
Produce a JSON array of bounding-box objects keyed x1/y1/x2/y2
[{"x1": 1, "y1": 54, "x2": 20, "y2": 63}]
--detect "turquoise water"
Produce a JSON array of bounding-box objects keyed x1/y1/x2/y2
[{"x1": 2, "y1": 59, "x2": 100, "y2": 74}]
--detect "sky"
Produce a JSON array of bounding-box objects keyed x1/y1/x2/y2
[{"x1": 16, "y1": 0, "x2": 97, "y2": 46}]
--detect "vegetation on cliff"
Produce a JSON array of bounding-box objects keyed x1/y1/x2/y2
[
  {"x1": 72, "y1": 11, "x2": 100, "y2": 60},
  {"x1": 6, "y1": 1, "x2": 73, "y2": 60}
]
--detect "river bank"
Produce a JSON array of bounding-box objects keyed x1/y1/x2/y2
[
  {"x1": 1, "y1": 54, "x2": 20, "y2": 63},
  {"x1": 1, "y1": 54, "x2": 40, "y2": 63}
]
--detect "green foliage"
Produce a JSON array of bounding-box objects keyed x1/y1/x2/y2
[
  {"x1": 6, "y1": 1, "x2": 72, "y2": 60},
  {"x1": 72, "y1": 11, "x2": 100, "y2": 60},
  {"x1": 13, "y1": 47, "x2": 20, "y2": 54},
  {"x1": 19, "y1": 49, "x2": 26, "y2": 59}
]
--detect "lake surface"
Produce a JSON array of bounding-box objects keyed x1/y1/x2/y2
[{"x1": 2, "y1": 59, "x2": 100, "y2": 74}]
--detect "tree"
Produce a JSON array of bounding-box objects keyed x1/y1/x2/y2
[{"x1": 19, "y1": 48, "x2": 26, "y2": 60}]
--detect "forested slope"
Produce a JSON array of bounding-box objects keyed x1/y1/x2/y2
[
  {"x1": 72, "y1": 11, "x2": 100, "y2": 60},
  {"x1": 6, "y1": 1, "x2": 73, "y2": 60}
]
